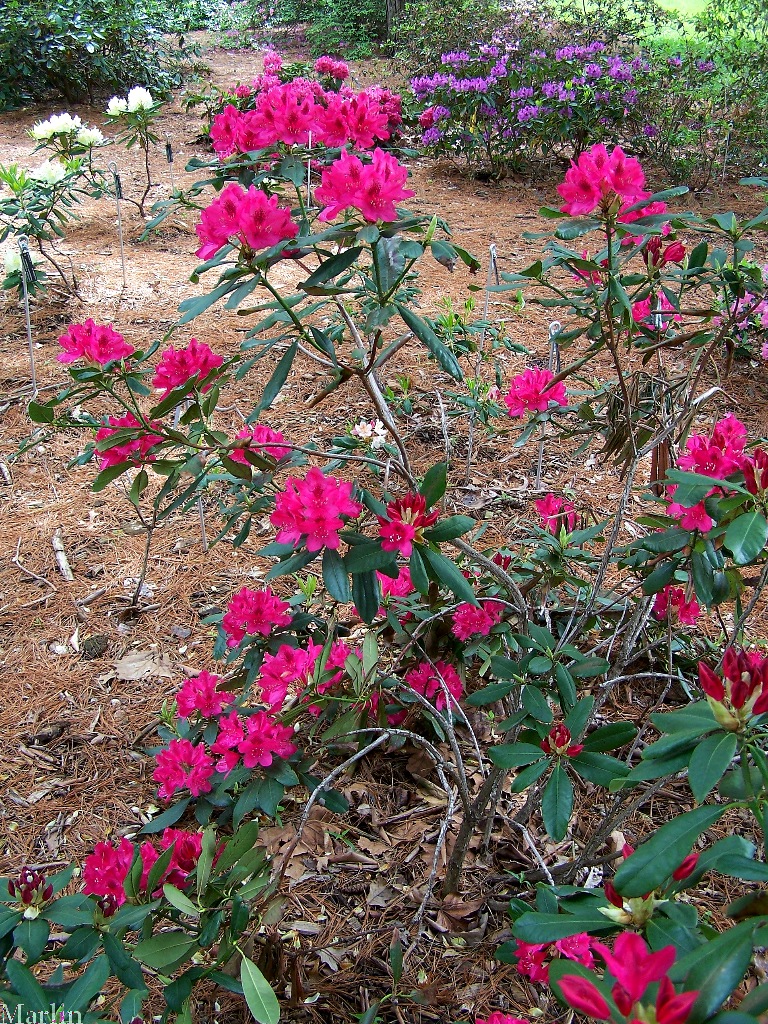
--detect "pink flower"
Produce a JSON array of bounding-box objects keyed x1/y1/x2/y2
[
  {"x1": 195, "y1": 184, "x2": 298, "y2": 260},
  {"x1": 210, "y1": 105, "x2": 242, "y2": 158},
  {"x1": 94, "y1": 413, "x2": 164, "y2": 470},
  {"x1": 652, "y1": 586, "x2": 700, "y2": 626},
  {"x1": 259, "y1": 641, "x2": 323, "y2": 711},
  {"x1": 514, "y1": 941, "x2": 550, "y2": 983},
  {"x1": 231, "y1": 424, "x2": 291, "y2": 464},
  {"x1": 594, "y1": 933, "x2": 676, "y2": 1015},
  {"x1": 175, "y1": 670, "x2": 236, "y2": 719},
  {"x1": 377, "y1": 565, "x2": 414, "y2": 600},
  {"x1": 270, "y1": 467, "x2": 362, "y2": 552},
  {"x1": 343, "y1": 94, "x2": 391, "y2": 149},
  {"x1": 238, "y1": 710, "x2": 297, "y2": 767},
  {"x1": 743, "y1": 448, "x2": 768, "y2": 495},
  {"x1": 152, "y1": 338, "x2": 224, "y2": 395},
  {"x1": 505, "y1": 368, "x2": 567, "y2": 418},
  {"x1": 451, "y1": 601, "x2": 502, "y2": 640},
  {"x1": 665, "y1": 485, "x2": 714, "y2": 532},
  {"x1": 211, "y1": 710, "x2": 245, "y2": 773},
  {"x1": 699, "y1": 649, "x2": 768, "y2": 728},
  {"x1": 541, "y1": 724, "x2": 583, "y2": 756},
  {"x1": 558, "y1": 974, "x2": 611, "y2": 1019},
  {"x1": 535, "y1": 493, "x2": 577, "y2": 534},
  {"x1": 222, "y1": 585, "x2": 293, "y2": 647},
  {"x1": 263, "y1": 49, "x2": 282, "y2": 74},
  {"x1": 153, "y1": 738, "x2": 215, "y2": 800},
  {"x1": 377, "y1": 493, "x2": 439, "y2": 557},
  {"x1": 82, "y1": 838, "x2": 134, "y2": 904},
  {"x1": 58, "y1": 319, "x2": 134, "y2": 365},
  {"x1": 557, "y1": 144, "x2": 648, "y2": 216},
  {"x1": 316, "y1": 148, "x2": 414, "y2": 223},
  {"x1": 672, "y1": 851, "x2": 699, "y2": 881},
  {"x1": 404, "y1": 659, "x2": 463, "y2": 711},
  {"x1": 314, "y1": 55, "x2": 349, "y2": 80},
  {"x1": 476, "y1": 1015, "x2": 531, "y2": 1024},
  {"x1": 655, "y1": 976, "x2": 699, "y2": 1024},
  {"x1": 632, "y1": 292, "x2": 681, "y2": 328},
  {"x1": 261, "y1": 82, "x2": 318, "y2": 145}
]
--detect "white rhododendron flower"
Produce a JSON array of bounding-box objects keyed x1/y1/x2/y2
[
  {"x1": 107, "y1": 96, "x2": 128, "y2": 116},
  {"x1": 30, "y1": 160, "x2": 67, "y2": 184},
  {"x1": 126, "y1": 86, "x2": 154, "y2": 111},
  {"x1": 351, "y1": 418, "x2": 387, "y2": 448},
  {"x1": 48, "y1": 112, "x2": 82, "y2": 134},
  {"x1": 30, "y1": 120, "x2": 56, "y2": 141},
  {"x1": 3, "y1": 248, "x2": 41, "y2": 276},
  {"x1": 76, "y1": 126, "x2": 105, "y2": 147}
]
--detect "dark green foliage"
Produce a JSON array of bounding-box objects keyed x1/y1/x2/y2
[{"x1": 0, "y1": 0, "x2": 196, "y2": 111}]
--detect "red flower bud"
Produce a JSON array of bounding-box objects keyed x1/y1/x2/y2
[
  {"x1": 662, "y1": 240, "x2": 685, "y2": 264},
  {"x1": 672, "y1": 852, "x2": 699, "y2": 881},
  {"x1": 604, "y1": 880, "x2": 624, "y2": 908}
]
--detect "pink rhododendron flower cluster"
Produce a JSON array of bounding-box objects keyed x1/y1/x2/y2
[
  {"x1": 504, "y1": 367, "x2": 567, "y2": 418},
  {"x1": 222, "y1": 585, "x2": 293, "y2": 648},
  {"x1": 314, "y1": 55, "x2": 350, "y2": 80},
  {"x1": 271, "y1": 467, "x2": 362, "y2": 551},
  {"x1": 175, "y1": 670, "x2": 236, "y2": 719},
  {"x1": 152, "y1": 338, "x2": 224, "y2": 394},
  {"x1": 451, "y1": 600, "x2": 503, "y2": 640},
  {"x1": 208, "y1": 81, "x2": 400, "y2": 158},
  {"x1": 315, "y1": 148, "x2": 415, "y2": 223},
  {"x1": 258, "y1": 638, "x2": 356, "y2": 713},
  {"x1": 699, "y1": 648, "x2": 768, "y2": 731},
  {"x1": 558, "y1": 933, "x2": 697, "y2": 1024},
  {"x1": 535, "y1": 493, "x2": 577, "y2": 534},
  {"x1": 404, "y1": 659, "x2": 463, "y2": 711},
  {"x1": 557, "y1": 143, "x2": 648, "y2": 216},
  {"x1": 377, "y1": 492, "x2": 439, "y2": 557},
  {"x1": 665, "y1": 414, "x2": 747, "y2": 531},
  {"x1": 514, "y1": 932, "x2": 595, "y2": 984},
  {"x1": 195, "y1": 182, "x2": 299, "y2": 260},
  {"x1": 58, "y1": 319, "x2": 134, "y2": 365},
  {"x1": 82, "y1": 827, "x2": 205, "y2": 906},
  {"x1": 632, "y1": 291, "x2": 681, "y2": 328},
  {"x1": 153, "y1": 738, "x2": 216, "y2": 799},
  {"x1": 94, "y1": 413, "x2": 164, "y2": 470},
  {"x1": 231, "y1": 423, "x2": 291, "y2": 464},
  {"x1": 652, "y1": 585, "x2": 700, "y2": 626}
]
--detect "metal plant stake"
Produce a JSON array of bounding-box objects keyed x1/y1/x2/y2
[
  {"x1": 108, "y1": 162, "x2": 127, "y2": 290},
  {"x1": 18, "y1": 236, "x2": 37, "y2": 402}
]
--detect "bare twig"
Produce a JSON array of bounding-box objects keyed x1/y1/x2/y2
[
  {"x1": 13, "y1": 539, "x2": 57, "y2": 591},
  {"x1": 51, "y1": 529, "x2": 74, "y2": 583}
]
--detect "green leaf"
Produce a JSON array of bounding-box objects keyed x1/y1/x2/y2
[
  {"x1": 240, "y1": 954, "x2": 280, "y2": 1024},
  {"x1": 322, "y1": 548, "x2": 351, "y2": 602},
  {"x1": 673, "y1": 923, "x2": 757, "y2": 1024},
  {"x1": 389, "y1": 932, "x2": 403, "y2": 984},
  {"x1": 196, "y1": 827, "x2": 218, "y2": 898},
  {"x1": 582, "y1": 722, "x2": 637, "y2": 752},
  {"x1": 510, "y1": 757, "x2": 550, "y2": 792},
  {"x1": 62, "y1": 954, "x2": 111, "y2": 1013},
  {"x1": 137, "y1": 798, "x2": 191, "y2": 834},
  {"x1": 409, "y1": 546, "x2": 429, "y2": 594},
  {"x1": 465, "y1": 681, "x2": 517, "y2": 706},
  {"x1": 146, "y1": 843, "x2": 177, "y2": 900},
  {"x1": 351, "y1": 569, "x2": 381, "y2": 624},
  {"x1": 419, "y1": 462, "x2": 448, "y2": 508},
  {"x1": 554, "y1": 217, "x2": 603, "y2": 240},
  {"x1": 344, "y1": 541, "x2": 395, "y2": 574},
  {"x1": 256, "y1": 342, "x2": 298, "y2": 415},
  {"x1": 541, "y1": 763, "x2": 573, "y2": 841},
  {"x1": 665, "y1": 468, "x2": 745, "y2": 508},
  {"x1": 423, "y1": 515, "x2": 476, "y2": 542},
  {"x1": 512, "y1": 910, "x2": 614, "y2": 943},
  {"x1": 12, "y1": 917, "x2": 49, "y2": 962},
  {"x1": 162, "y1": 884, "x2": 200, "y2": 917},
  {"x1": 569, "y1": 657, "x2": 611, "y2": 679},
  {"x1": 488, "y1": 742, "x2": 547, "y2": 769},
  {"x1": 420, "y1": 546, "x2": 479, "y2": 604},
  {"x1": 301, "y1": 246, "x2": 361, "y2": 288},
  {"x1": 613, "y1": 805, "x2": 727, "y2": 897},
  {"x1": 396, "y1": 304, "x2": 462, "y2": 380},
  {"x1": 688, "y1": 732, "x2": 738, "y2": 802},
  {"x1": 134, "y1": 931, "x2": 197, "y2": 970},
  {"x1": 571, "y1": 751, "x2": 629, "y2": 787},
  {"x1": 92, "y1": 460, "x2": 133, "y2": 492},
  {"x1": 212, "y1": 822, "x2": 261, "y2": 876},
  {"x1": 28, "y1": 400, "x2": 55, "y2": 423},
  {"x1": 102, "y1": 932, "x2": 146, "y2": 990},
  {"x1": 4, "y1": 961, "x2": 49, "y2": 1014},
  {"x1": 724, "y1": 512, "x2": 768, "y2": 564}
]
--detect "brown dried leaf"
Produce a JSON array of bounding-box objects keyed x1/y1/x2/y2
[{"x1": 113, "y1": 649, "x2": 174, "y2": 680}]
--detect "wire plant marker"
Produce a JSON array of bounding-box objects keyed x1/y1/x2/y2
[
  {"x1": 108, "y1": 161, "x2": 127, "y2": 291},
  {"x1": 18, "y1": 235, "x2": 38, "y2": 403}
]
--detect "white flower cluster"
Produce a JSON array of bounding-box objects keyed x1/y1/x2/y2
[
  {"x1": 107, "y1": 86, "x2": 155, "y2": 116},
  {"x1": 29, "y1": 113, "x2": 104, "y2": 148},
  {"x1": 30, "y1": 160, "x2": 67, "y2": 185},
  {"x1": 351, "y1": 418, "x2": 388, "y2": 448}
]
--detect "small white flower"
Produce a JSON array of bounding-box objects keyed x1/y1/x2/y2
[
  {"x1": 30, "y1": 118, "x2": 56, "y2": 141},
  {"x1": 30, "y1": 160, "x2": 67, "y2": 185},
  {"x1": 126, "y1": 86, "x2": 154, "y2": 112},
  {"x1": 47, "y1": 112, "x2": 82, "y2": 134},
  {"x1": 107, "y1": 96, "x2": 128, "y2": 116},
  {"x1": 76, "y1": 126, "x2": 105, "y2": 147},
  {"x1": 370, "y1": 419, "x2": 387, "y2": 448},
  {"x1": 351, "y1": 419, "x2": 375, "y2": 441}
]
